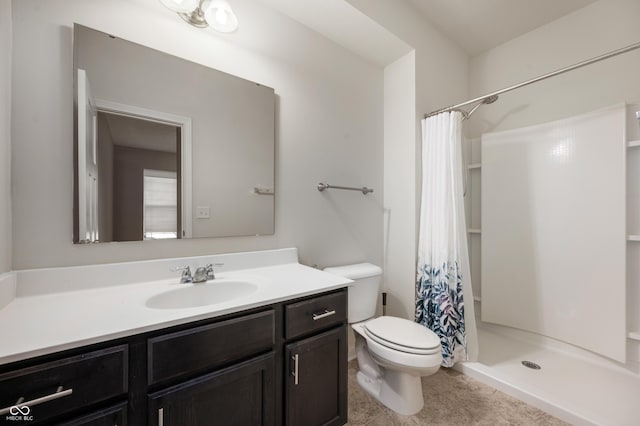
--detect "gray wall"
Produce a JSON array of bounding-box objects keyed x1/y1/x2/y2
[
  {"x1": 112, "y1": 146, "x2": 177, "y2": 242},
  {"x1": 10, "y1": 0, "x2": 384, "y2": 271},
  {"x1": 0, "y1": 0, "x2": 11, "y2": 274}
]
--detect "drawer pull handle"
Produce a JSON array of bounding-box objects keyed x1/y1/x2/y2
[
  {"x1": 312, "y1": 309, "x2": 336, "y2": 320},
  {"x1": 0, "y1": 386, "x2": 73, "y2": 415},
  {"x1": 292, "y1": 354, "x2": 299, "y2": 385}
]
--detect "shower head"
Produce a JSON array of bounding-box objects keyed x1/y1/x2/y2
[
  {"x1": 483, "y1": 95, "x2": 499, "y2": 104},
  {"x1": 465, "y1": 95, "x2": 499, "y2": 119}
]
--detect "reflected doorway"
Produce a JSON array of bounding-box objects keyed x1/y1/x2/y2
[{"x1": 97, "y1": 111, "x2": 182, "y2": 242}]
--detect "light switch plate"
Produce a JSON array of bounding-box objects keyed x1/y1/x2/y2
[{"x1": 196, "y1": 206, "x2": 210, "y2": 219}]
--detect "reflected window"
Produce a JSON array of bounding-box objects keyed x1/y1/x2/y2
[{"x1": 143, "y1": 169, "x2": 177, "y2": 239}]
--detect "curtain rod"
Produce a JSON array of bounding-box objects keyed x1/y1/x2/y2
[{"x1": 424, "y1": 40, "x2": 640, "y2": 119}]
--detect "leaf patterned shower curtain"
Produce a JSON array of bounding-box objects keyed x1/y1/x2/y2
[{"x1": 416, "y1": 111, "x2": 478, "y2": 367}]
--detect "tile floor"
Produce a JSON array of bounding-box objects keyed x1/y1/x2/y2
[{"x1": 346, "y1": 361, "x2": 568, "y2": 425}]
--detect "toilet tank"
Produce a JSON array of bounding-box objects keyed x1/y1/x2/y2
[{"x1": 324, "y1": 263, "x2": 382, "y2": 323}]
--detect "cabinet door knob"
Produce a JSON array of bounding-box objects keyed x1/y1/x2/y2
[
  {"x1": 312, "y1": 309, "x2": 336, "y2": 321},
  {"x1": 291, "y1": 354, "x2": 299, "y2": 385}
]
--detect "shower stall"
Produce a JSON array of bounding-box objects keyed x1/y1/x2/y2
[{"x1": 424, "y1": 41, "x2": 640, "y2": 425}]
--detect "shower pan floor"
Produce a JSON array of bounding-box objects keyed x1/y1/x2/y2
[{"x1": 454, "y1": 326, "x2": 640, "y2": 425}]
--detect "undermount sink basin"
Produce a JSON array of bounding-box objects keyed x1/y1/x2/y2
[{"x1": 146, "y1": 280, "x2": 259, "y2": 309}]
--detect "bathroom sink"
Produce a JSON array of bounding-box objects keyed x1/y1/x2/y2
[{"x1": 146, "y1": 280, "x2": 259, "y2": 309}]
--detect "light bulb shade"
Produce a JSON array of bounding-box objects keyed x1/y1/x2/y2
[
  {"x1": 215, "y1": 8, "x2": 228, "y2": 25},
  {"x1": 204, "y1": 0, "x2": 239, "y2": 33},
  {"x1": 159, "y1": 0, "x2": 199, "y2": 13}
]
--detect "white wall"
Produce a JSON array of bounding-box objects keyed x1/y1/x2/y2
[
  {"x1": 383, "y1": 51, "x2": 415, "y2": 318},
  {"x1": 11, "y1": 0, "x2": 383, "y2": 270},
  {"x1": 467, "y1": 0, "x2": 640, "y2": 137},
  {"x1": 466, "y1": 0, "x2": 640, "y2": 368},
  {"x1": 349, "y1": 0, "x2": 469, "y2": 319},
  {"x1": 0, "y1": 0, "x2": 11, "y2": 274},
  {"x1": 482, "y1": 105, "x2": 627, "y2": 362}
]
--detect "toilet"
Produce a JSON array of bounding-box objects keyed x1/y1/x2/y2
[{"x1": 324, "y1": 263, "x2": 442, "y2": 416}]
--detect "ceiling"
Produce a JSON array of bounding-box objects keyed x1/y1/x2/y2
[
  {"x1": 102, "y1": 113, "x2": 178, "y2": 153},
  {"x1": 388, "y1": 0, "x2": 596, "y2": 56},
  {"x1": 256, "y1": 0, "x2": 412, "y2": 67},
  {"x1": 258, "y1": 0, "x2": 597, "y2": 62}
]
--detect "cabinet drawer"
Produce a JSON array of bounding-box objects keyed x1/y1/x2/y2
[
  {"x1": 285, "y1": 291, "x2": 347, "y2": 340},
  {"x1": 59, "y1": 402, "x2": 127, "y2": 426},
  {"x1": 148, "y1": 310, "x2": 275, "y2": 386},
  {"x1": 0, "y1": 345, "x2": 128, "y2": 424}
]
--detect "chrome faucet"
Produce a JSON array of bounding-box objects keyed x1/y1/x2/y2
[
  {"x1": 193, "y1": 263, "x2": 224, "y2": 283},
  {"x1": 193, "y1": 264, "x2": 213, "y2": 283},
  {"x1": 173, "y1": 263, "x2": 223, "y2": 284},
  {"x1": 172, "y1": 266, "x2": 193, "y2": 283}
]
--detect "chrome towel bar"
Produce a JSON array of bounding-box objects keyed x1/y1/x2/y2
[
  {"x1": 253, "y1": 187, "x2": 274, "y2": 195},
  {"x1": 317, "y1": 182, "x2": 373, "y2": 195}
]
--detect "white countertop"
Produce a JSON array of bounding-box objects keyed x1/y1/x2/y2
[{"x1": 0, "y1": 250, "x2": 352, "y2": 365}]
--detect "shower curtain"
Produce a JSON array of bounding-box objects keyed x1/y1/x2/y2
[{"x1": 416, "y1": 111, "x2": 478, "y2": 367}]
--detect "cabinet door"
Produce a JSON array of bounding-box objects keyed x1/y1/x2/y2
[
  {"x1": 148, "y1": 353, "x2": 275, "y2": 426},
  {"x1": 285, "y1": 326, "x2": 347, "y2": 426}
]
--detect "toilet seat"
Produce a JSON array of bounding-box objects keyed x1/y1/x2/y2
[{"x1": 363, "y1": 316, "x2": 441, "y2": 355}]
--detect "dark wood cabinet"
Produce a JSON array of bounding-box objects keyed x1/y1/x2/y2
[
  {"x1": 283, "y1": 291, "x2": 348, "y2": 426},
  {"x1": 285, "y1": 327, "x2": 347, "y2": 426},
  {"x1": 0, "y1": 288, "x2": 347, "y2": 426},
  {"x1": 59, "y1": 402, "x2": 127, "y2": 426},
  {"x1": 147, "y1": 309, "x2": 276, "y2": 426},
  {"x1": 149, "y1": 353, "x2": 275, "y2": 426},
  {"x1": 0, "y1": 345, "x2": 128, "y2": 425},
  {"x1": 284, "y1": 291, "x2": 347, "y2": 340},
  {"x1": 148, "y1": 310, "x2": 275, "y2": 386}
]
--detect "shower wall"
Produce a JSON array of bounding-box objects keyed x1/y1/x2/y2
[
  {"x1": 464, "y1": 0, "x2": 640, "y2": 369},
  {"x1": 481, "y1": 105, "x2": 626, "y2": 362}
]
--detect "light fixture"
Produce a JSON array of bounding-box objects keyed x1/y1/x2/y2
[{"x1": 160, "y1": 0, "x2": 238, "y2": 33}]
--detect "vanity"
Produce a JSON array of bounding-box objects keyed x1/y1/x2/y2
[
  {"x1": 1, "y1": 20, "x2": 349, "y2": 424},
  {"x1": 0, "y1": 249, "x2": 351, "y2": 425}
]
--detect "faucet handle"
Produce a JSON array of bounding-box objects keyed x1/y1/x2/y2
[
  {"x1": 204, "y1": 263, "x2": 224, "y2": 280},
  {"x1": 172, "y1": 265, "x2": 192, "y2": 283}
]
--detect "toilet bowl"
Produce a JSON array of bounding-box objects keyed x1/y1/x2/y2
[{"x1": 323, "y1": 263, "x2": 442, "y2": 416}]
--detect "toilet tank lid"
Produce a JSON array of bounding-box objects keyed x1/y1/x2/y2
[{"x1": 324, "y1": 263, "x2": 382, "y2": 279}]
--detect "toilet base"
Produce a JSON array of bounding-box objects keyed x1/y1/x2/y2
[{"x1": 356, "y1": 369, "x2": 424, "y2": 416}]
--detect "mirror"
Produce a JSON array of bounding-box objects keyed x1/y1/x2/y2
[{"x1": 73, "y1": 24, "x2": 275, "y2": 243}]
